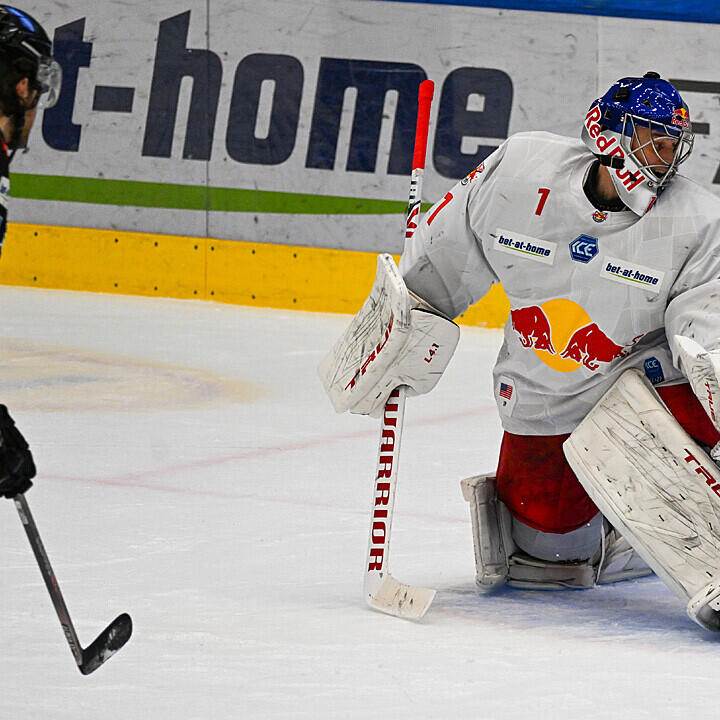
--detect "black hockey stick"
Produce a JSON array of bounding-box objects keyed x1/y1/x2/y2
[{"x1": 14, "y1": 493, "x2": 132, "y2": 674}]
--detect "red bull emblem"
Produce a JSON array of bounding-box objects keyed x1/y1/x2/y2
[
  {"x1": 511, "y1": 299, "x2": 641, "y2": 372},
  {"x1": 511, "y1": 306, "x2": 555, "y2": 354},
  {"x1": 461, "y1": 162, "x2": 485, "y2": 185},
  {"x1": 592, "y1": 210, "x2": 608, "y2": 223},
  {"x1": 672, "y1": 107, "x2": 690, "y2": 129},
  {"x1": 559, "y1": 323, "x2": 626, "y2": 370}
]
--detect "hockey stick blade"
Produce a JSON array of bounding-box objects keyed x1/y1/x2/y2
[
  {"x1": 366, "y1": 573, "x2": 436, "y2": 620},
  {"x1": 14, "y1": 494, "x2": 132, "y2": 675},
  {"x1": 79, "y1": 612, "x2": 133, "y2": 675}
]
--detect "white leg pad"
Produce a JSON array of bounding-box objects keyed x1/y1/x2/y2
[
  {"x1": 461, "y1": 474, "x2": 513, "y2": 590},
  {"x1": 509, "y1": 527, "x2": 652, "y2": 589},
  {"x1": 507, "y1": 553, "x2": 596, "y2": 589},
  {"x1": 597, "y1": 529, "x2": 653, "y2": 584},
  {"x1": 563, "y1": 369, "x2": 720, "y2": 632},
  {"x1": 461, "y1": 474, "x2": 651, "y2": 591}
]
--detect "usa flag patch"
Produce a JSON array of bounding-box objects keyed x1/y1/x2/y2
[{"x1": 497, "y1": 376, "x2": 517, "y2": 415}]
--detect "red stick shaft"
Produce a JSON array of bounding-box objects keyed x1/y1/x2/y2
[
  {"x1": 405, "y1": 80, "x2": 434, "y2": 242},
  {"x1": 412, "y1": 79, "x2": 434, "y2": 172}
]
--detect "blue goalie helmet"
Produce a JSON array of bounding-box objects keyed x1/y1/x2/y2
[{"x1": 581, "y1": 72, "x2": 694, "y2": 216}]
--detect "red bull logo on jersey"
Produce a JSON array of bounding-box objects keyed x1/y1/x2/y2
[
  {"x1": 461, "y1": 162, "x2": 485, "y2": 185},
  {"x1": 559, "y1": 323, "x2": 626, "y2": 370},
  {"x1": 511, "y1": 299, "x2": 641, "y2": 372},
  {"x1": 511, "y1": 306, "x2": 556, "y2": 354}
]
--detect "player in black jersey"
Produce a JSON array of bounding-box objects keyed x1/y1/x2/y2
[{"x1": 0, "y1": 6, "x2": 60, "y2": 499}]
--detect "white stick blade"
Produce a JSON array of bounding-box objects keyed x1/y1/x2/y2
[{"x1": 366, "y1": 574, "x2": 435, "y2": 620}]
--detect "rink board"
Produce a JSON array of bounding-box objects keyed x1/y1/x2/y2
[
  {"x1": 0, "y1": 222, "x2": 510, "y2": 326},
  {"x1": 14, "y1": 0, "x2": 720, "y2": 250},
  {"x1": 4, "y1": 1, "x2": 719, "y2": 323}
]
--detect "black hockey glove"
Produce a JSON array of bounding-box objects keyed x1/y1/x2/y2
[{"x1": 0, "y1": 405, "x2": 36, "y2": 498}]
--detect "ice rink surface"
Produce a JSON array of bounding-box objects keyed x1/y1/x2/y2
[{"x1": 0, "y1": 286, "x2": 717, "y2": 719}]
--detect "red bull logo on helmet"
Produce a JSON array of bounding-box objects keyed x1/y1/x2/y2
[
  {"x1": 672, "y1": 107, "x2": 691, "y2": 129},
  {"x1": 511, "y1": 299, "x2": 641, "y2": 372}
]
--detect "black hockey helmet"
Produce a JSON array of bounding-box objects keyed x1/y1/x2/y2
[{"x1": 0, "y1": 6, "x2": 61, "y2": 113}]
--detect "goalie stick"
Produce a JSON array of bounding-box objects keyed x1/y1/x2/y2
[
  {"x1": 14, "y1": 493, "x2": 132, "y2": 674},
  {"x1": 363, "y1": 79, "x2": 436, "y2": 620}
]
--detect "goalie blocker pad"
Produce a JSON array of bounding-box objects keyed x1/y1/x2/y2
[
  {"x1": 318, "y1": 254, "x2": 460, "y2": 417},
  {"x1": 564, "y1": 369, "x2": 720, "y2": 632}
]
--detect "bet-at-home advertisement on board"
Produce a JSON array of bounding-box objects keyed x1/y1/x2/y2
[{"x1": 15, "y1": 1, "x2": 720, "y2": 253}]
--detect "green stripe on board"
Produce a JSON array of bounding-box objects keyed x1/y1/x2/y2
[{"x1": 12, "y1": 173, "x2": 430, "y2": 215}]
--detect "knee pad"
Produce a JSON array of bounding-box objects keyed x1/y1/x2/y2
[{"x1": 511, "y1": 513, "x2": 603, "y2": 562}]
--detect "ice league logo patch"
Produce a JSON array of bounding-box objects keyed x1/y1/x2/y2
[
  {"x1": 569, "y1": 235, "x2": 598, "y2": 263},
  {"x1": 644, "y1": 357, "x2": 664, "y2": 384}
]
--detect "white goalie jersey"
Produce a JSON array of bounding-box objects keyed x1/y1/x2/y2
[{"x1": 400, "y1": 131, "x2": 720, "y2": 435}]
